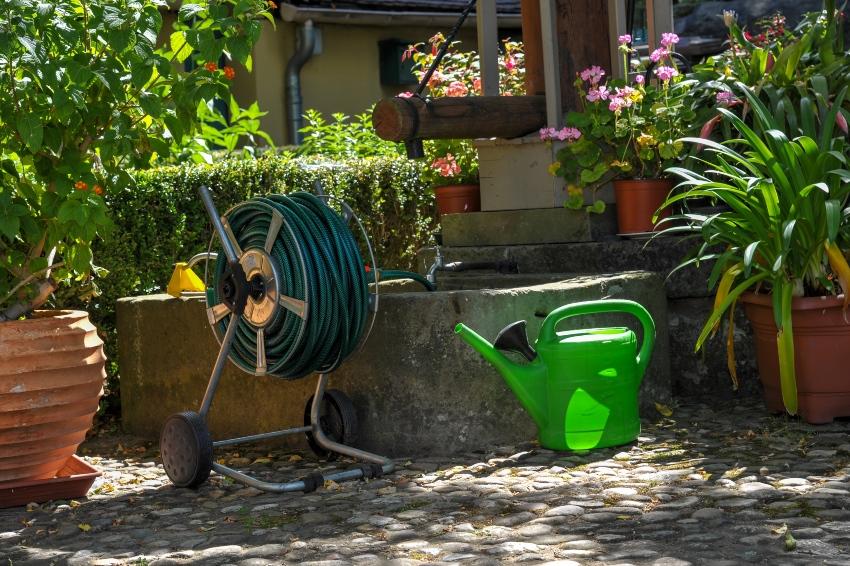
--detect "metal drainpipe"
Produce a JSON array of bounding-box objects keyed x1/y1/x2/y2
[{"x1": 285, "y1": 20, "x2": 316, "y2": 145}]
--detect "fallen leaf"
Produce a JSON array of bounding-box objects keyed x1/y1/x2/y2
[
  {"x1": 25, "y1": 502, "x2": 39, "y2": 512},
  {"x1": 252, "y1": 458, "x2": 272, "y2": 465},
  {"x1": 289, "y1": 455, "x2": 303, "y2": 462},
  {"x1": 324, "y1": 480, "x2": 341, "y2": 491},
  {"x1": 772, "y1": 523, "x2": 788, "y2": 536},
  {"x1": 222, "y1": 515, "x2": 238, "y2": 523},
  {"x1": 199, "y1": 525, "x2": 216, "y2": 532},
  {"x1": 78, "y1": 523, "x2": 91, "y2": 532},
  {"x1": 784, "y1": 531, "x2": 797, "y2": 551},
  {"x1": 69, "y1": 500, "x2": 81, "y2": 509},
  {"x1": 655, "y1": 402, "x2": 673, "y2": 417}
]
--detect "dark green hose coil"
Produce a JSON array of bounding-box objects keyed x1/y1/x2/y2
[
  {"x1": 209, "y1": 192, "x2": 432, "y2": 380},
  {"x1": 210, "y1": 192, "x2": 369, "y2": 379}
]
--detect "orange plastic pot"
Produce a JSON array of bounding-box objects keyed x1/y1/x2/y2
[
  {"x1": 613, "y1": 178, "x2": 673, "y2": 234},
  {"x1": 0, "y1": 311, "x2": 105, "y2": 484},
  {"x1": 741, "y1": 293, "x2": 850, "y2": 424},
  {"x1": 434, "y1": 184, "x2": 481, "y2": 216}
]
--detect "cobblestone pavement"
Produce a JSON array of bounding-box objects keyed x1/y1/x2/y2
[{"x1": 4, "y1": 398, "x2": 850, "y2": 565}]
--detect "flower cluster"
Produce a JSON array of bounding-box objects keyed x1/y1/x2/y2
[
  {"x1": 543, "y1": 33, "x2": 696, "y2": 212},
  {"x1": 539, "y1": 127, "x2": 582, "y2": 142},
  {"x1": 431, "y1": 154, "x2": 461, "y2": 177}
]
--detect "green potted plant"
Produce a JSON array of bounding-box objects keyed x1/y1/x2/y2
[
  {"x1": 660, "y1": 83, "x2": 850, "y2": 423},
  {"x1": 421, "y1": 138, "x2": 480, "y2": 215},
  {"x1": 544, "y1": 33, "x2": 697, "y2": 233},
  {"x1": 0, "y1": 0, "x2": 271, "y2": 487}
]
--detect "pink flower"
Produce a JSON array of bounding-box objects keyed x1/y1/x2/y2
[
  {"x1": 618, "y1": 34, "x2": 632, "y2": 45},
  {"x1": 580, "y1": 65, "x2": 605, "y2": 84},
  {"x1": 696, "y1": 114, "x2": 723, "y2": 151},
  {"x1": 608, "y1": 97, "x2": 626, "y2": 113},
  {"x1": 472, "y1": 77, "x2": 481, "y2": 94},
  {"x1": 715, "y1": 91, "x2": 739, "y2": 106},
  {"x1": 634, "y1": 74, "x2": 645, "y2": 85},
  {"x1": 555, "y1": 127, "x2": 582, "y2": 142},
  {"x1": 660, "y1": 33, "x2": 680, "y2": 48},
  {"x1": 445, "y1": 81, "x2": 469, "y2": 97},
  {"x1": 586, "y1": 85, "x2": 610, "y2": 102},
  {"x1": 539, "y1": 127, "x2": 559, "y2": 141},
  {"x1": 397, "y1": 91, "x2": 414, "y2": 98},
  {"x1": 505, "y1": 54, "x2": 517, "y2": 72},
  {"x1": 401, "y1": 44, "x2": 417, "y2": 62},
  {"x1": 432, "y1": 154, "x2": 461, "y2": 177},
  {"x1": 650, "y1": 48, "x2": 667, "y2": 63},
  {"x1": 837, "y1": 111, "x2": 849, "y2": 135},
  {"x1": 654, "y1": 66, "x2": 678, "y2": 82}
]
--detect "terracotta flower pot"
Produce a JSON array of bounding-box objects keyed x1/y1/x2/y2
[
  {"x1": 613, "y1": 178, "x2": 673, "y2": 234},
  {"x1": 434, "y1": 184, "x2": 481, "y2": 216},
  {"x1": 741, "y1": 293, "x2": 850, "y2": 424},
  {"x1": 0, "y1": 311, "x2": 105, "y2": 484}
]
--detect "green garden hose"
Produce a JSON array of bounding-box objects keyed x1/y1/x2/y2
[{"x1": 209, "y1": 191, "x2": 429, "y2": 379}]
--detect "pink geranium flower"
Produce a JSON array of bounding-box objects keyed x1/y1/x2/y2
[
  {"x1": 618, "y1": 34, "x2": 632, "y2": 45},
  {"x1": 580, "y1": 65, "x2": 605, "y2": 84},
  {"x1": 608, "y1": 97, "x2": 626, "y2": 113},
  {"x1": 556, "y1": 127, "x2": 582, "y2": 142},
  {"x1": 397, "y1": 91, "x2": 414, "y2": 98},
  {"x1": 586, "y1": 85, "x2": 610, "y2": 102},
  {"x1": 432, "y1": 154, "x2": 461, "y2": 177},
  {"x1": 650, "y1": 48, "x2": 667, "y2": 63},
  {"x1": 445, "y1": 81, "x2": 469, "y2": 97},
  {"x1": 660, "y1": 33, "x2": 680, "y2": 48},
  {"x1": 634, "y1": 74, "x2": 645, "y2": 85},
  {"x1": 654, "y1": 66, "x2": 678, "y2": 82}
]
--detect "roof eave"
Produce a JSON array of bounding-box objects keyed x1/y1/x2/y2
[{"x1": 279, "y1": 3, "x2": 521, "y2": 28}]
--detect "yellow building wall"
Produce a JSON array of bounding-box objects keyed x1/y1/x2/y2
[{"x1": 245, "y1": 21, "x2": 494, "y2": 146}]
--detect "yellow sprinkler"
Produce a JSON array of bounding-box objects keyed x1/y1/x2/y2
[{"x1": 166, "y1": 253, "x2": 216, "y2": 297}]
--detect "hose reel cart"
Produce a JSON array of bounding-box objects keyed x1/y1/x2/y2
[{"x1": 160, "y1": 185, "x2": 420, "y2": 493}]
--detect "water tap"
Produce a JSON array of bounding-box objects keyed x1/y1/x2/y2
[{"x1": 425, "y1": 245, "x2": 444, "y2": 286}]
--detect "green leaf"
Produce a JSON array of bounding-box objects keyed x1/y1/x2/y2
[
  {"x1": 179, "y1": 3, "x2": 206, "y2": 21},
  {"x1": 0, "y1": 214, "x2": 19, "y2": 240},
  {"x1": 16, "y1": 115, "x2": 43, "y2": 153},
  {"x1": 169, "y1": 31, "x2": 193, "y2": 63}
]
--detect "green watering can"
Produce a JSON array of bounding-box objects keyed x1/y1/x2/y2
[{"x1": 455, "y1": 299, "x2": 655, "y2": 451}]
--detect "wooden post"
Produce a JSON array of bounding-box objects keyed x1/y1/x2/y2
[
  {"x1": 555, "y1": 0, "x2": 615, "y2": 111},
  {"x1": 608, "y1": 0, "x2": 629, "y2": 79},
  {"x1": 477, "y1": 0, "x2": 500, "y2": 96},
  {"x1": 646, "y1": 0, "x2": 674, "y2": 52},
  {"x1": 520, "y1": 0, "x2": 545, "y2": 95},
  {"x1": 540, "y1": 0, "x2": 562, "y2": 128},
  {"x1": 372, "y1": 96, "x2": 547, "y2": 141}
]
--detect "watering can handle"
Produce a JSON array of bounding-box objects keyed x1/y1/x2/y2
[{"x1": 538, "y1": 300, "x2": 656, "y2": 377}]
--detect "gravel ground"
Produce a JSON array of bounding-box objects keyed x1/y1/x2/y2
[{"x1": 4, "y1": 398, "x2": 850, "y2": 565}]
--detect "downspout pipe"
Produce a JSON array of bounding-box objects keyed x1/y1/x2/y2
[{"x1": 285, "y1": 20, "x2": 316, "y2": 145}]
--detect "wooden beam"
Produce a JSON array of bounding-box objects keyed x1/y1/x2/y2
[
  {"x1": 477, "y1": 0, "x2": 500, "y2": 96},
  {"x1": 555, "y1": 0, "x2": 614, "y2": 111},
  {"x1": 540, "y1": 0, "x2": 562, "y2": 127},
  {"x1": 372, "y1": 95, "x2": 547, "y2": 141},
  {"x1": 520, "y1": 0, "x2": 545, "y2": 95},
  {"x1": 608, "y1": 0, "x2": 628, "y2": 79}
]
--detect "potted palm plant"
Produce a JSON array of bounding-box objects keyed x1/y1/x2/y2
[
  {"x1": 660, "y1": 82, "x2": 850, "y2": 423},
  {"x1": 0, "y1": 0, "x2": 271, "y2": 488}
]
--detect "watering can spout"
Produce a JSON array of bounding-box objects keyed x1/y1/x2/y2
[{"x1": 455, "y1": 323, "x2": 548, "y2": 428}]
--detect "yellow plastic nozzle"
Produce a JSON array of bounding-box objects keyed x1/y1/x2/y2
[{"x1": 166, "y1": 262, "x2": 206, "y2": 297}]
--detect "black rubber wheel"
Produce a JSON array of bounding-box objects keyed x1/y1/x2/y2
[
  {"x1": 160, "y1": 411, "x2": 213, "y2": 488},
  {"x1": 304, "y1": 389, "x2": 358, "y2": 460}
]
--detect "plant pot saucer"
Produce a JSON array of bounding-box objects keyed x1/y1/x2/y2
[{"x1": 0, "y1": 455, "x2": 101, "y2": 509}]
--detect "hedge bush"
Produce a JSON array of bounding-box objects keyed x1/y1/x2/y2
[{"x1": 84, "y1": 154, "x2": 436, "y2": 414}]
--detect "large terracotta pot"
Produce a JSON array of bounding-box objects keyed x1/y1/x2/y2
[
  {"x1": 741, "y1": 293, "x2": 850, "y2": 424},
  {"x1": 613, "y1": 178, "x2": 673, "y2": 234},
  {"x1": 0, "y1": 311, "x2": 105, "y2": 484},
  {"x1": 434, "y1": 184, "x2": 481, "y2": 216}
]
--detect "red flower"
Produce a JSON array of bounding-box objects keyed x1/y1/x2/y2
[
  {"x1": 205, "y1": 61, "x2": 218, "y2": 72},
  {"x1": 223, "y1": 66, "x2": 236, "y2": 80},
  {"x1": 93, "y1": 184, "x2": 104, "y2": 196},
  {"x1": 74, "y1": 180, "x2": 88, "y2": 191}
]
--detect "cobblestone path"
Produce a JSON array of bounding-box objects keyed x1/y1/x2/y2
[{"x1": 4, "y1": 399, "x2": 850, "y2": 565}]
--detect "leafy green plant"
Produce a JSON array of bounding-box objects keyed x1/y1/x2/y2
[
  {"x1": 297, "y1": 108, "x2": 404, "y2": 158},
  {"x1": 420, "y1": 138, "x2": 478, "y2": 187},
  {"x1": 659, "y1": 83, "x2": 850, "y2": 414},
  {"x1": 545, "y1": 33, "x2": 697, "y2": 212},
  {"x1": 0, "y1": 0, "x2": 272, "y2": 319}
]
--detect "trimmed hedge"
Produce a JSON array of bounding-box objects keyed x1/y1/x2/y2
[{"x1": 86, "y1": 155, "x2": 436, "y2": 414}]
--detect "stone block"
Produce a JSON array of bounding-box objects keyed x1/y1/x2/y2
[
  {"x1": 117, "y1": 272, "x2": 670, "y2": 457},
  {"x1": 440, "y1": 207, "x2": 617, "y2": 247}
]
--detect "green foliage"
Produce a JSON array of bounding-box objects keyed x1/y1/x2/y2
[
  {"x1": 0, "y1": 0, "x2": 272, "y2": 316},
  {"x1": 420, "y1": 138, "x2": 478, "y2": 186},
  {"x1": 297, "y1": 108, "x2": 405, "y2": 158},
  {"x1": 661, "y1": 84, "x2": 850, "y2": 414},
  {"x1": 81, "y1": 154, "x2": 436, "y2": 414}
]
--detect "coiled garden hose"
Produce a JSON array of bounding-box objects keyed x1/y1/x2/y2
[{"x1": 208, "y1": 191, "x2": 430, "y2": 379}]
